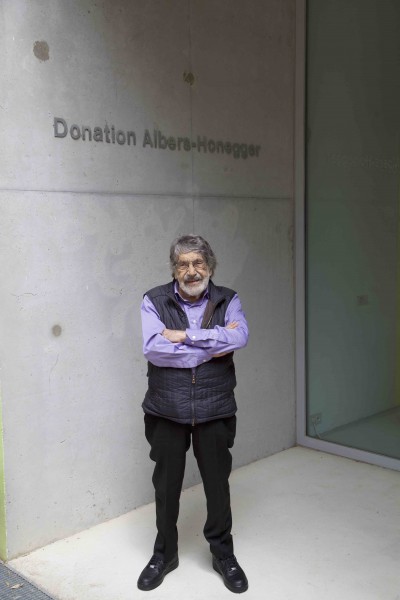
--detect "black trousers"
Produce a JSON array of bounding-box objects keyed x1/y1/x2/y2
[{"x1": 144, "y1": 413, "x2": 237, "y2": 561}]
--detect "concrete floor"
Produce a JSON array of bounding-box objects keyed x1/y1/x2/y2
[{"x1": 9, "y1": 447, "x2": 400, "y2": 600}]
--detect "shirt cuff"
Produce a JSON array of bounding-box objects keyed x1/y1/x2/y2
[
  {"x1": 185, "y1": 329, "x2": 219, "y2": 344},
  {"x1": 186, "y1": 331, "x2": 197, "y2": 345}
]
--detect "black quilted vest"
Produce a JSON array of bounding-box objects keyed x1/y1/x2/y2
[{"x1": 142, "y1": 280, "x2": 237, "y2": 424}]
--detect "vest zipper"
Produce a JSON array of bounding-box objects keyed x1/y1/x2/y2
[
  {"x1": 191, "y1": 368, "x2": 196, "y2": 426},
  {"x1": 204, "y1": 315, "x2": 213, "y2": 329}
]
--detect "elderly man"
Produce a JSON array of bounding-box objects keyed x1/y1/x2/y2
[{"x1": 137, "y1": 234, "x2": 249, "y2": 593}]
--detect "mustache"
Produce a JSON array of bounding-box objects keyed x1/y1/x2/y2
[{"x1": 184, "y1": 274, "x2": 202, "y2": 283}]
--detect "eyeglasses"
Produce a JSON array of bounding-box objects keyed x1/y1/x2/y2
[{"x1": 176, "y1": 259, "x2": 207, "y2": 272}]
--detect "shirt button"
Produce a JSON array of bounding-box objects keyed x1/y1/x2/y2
[{"x1": 192, "y1": 335, "x2": 196, "y2": 340}]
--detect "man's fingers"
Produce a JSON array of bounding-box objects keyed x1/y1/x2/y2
[{"x1": 162, "y1": 329, "x2": 186, "y2": 343}]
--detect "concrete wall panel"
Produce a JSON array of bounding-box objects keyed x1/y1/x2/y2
[
  {"x1": 0, "y1": 192, "x2": 194, "y2": 555},
  {"x1": 190, "y1": 0, "x2": 295, "y2": 197},
  {"x1": 193, "y1": 197, "x2": 295, "y2": 462},
  {"x1": 0, "y1": 0, "x2": 193, "y2": 194}
]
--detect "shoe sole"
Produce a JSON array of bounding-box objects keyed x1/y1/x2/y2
[
  {"x1": 212, "y1": 558, "x2": 249, "y2": 594},
  {"x1": 137, "y1": 558, "x2": 179, "y2": 591}
]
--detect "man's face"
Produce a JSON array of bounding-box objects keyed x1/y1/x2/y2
[{"x1": 174, "y1": 251, "x2": 211, "y2": 301}]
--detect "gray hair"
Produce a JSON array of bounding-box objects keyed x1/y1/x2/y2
[{"x1": 170, "y1": 235, "x2": 217, "y2": 276}]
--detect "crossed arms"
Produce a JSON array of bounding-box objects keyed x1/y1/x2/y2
[{"x1": 141, "y1": 294, "x2": 249, "y2": 369}]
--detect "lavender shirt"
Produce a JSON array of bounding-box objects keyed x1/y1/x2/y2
[{"x1": 141, "y1": 283, "x2": 249, "y2": 369}]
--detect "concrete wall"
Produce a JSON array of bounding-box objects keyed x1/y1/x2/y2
[{"x1": 0, "y1": 0, "x2": 296, "y2": 559}]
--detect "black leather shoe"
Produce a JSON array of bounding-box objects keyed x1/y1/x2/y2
[
  {"x1": 137, "y1": 554, "x2": 179, "y2": 591},
  {"x1": 213, "y1": 554, "x2": 249, "y2": 593}
]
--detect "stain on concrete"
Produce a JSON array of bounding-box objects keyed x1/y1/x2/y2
[
  {"x1": 33, "y1": 41, "x2": 50, "y2": 62},
  {"x1": 52, "y1": 324, "x2": 62, "y2": 337},
  {"x1": 183, "y1": 71, "x2": 195, "y2": 86}
]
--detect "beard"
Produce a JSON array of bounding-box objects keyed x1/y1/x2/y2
[{"x1": 179, "y1": 273, "x2": 210, "y2": 298}]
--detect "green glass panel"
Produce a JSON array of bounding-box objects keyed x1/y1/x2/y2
[{"x1": 306, "y1": 0, "x2": 400, "y2": 459}]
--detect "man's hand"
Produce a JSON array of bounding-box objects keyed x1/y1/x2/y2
[
  {"x1": 162, "y1": 329, "x2": 186, "y2": 343},
  {"x1": 212, "y1": 321, "x2": 239, "y2": 357}
]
